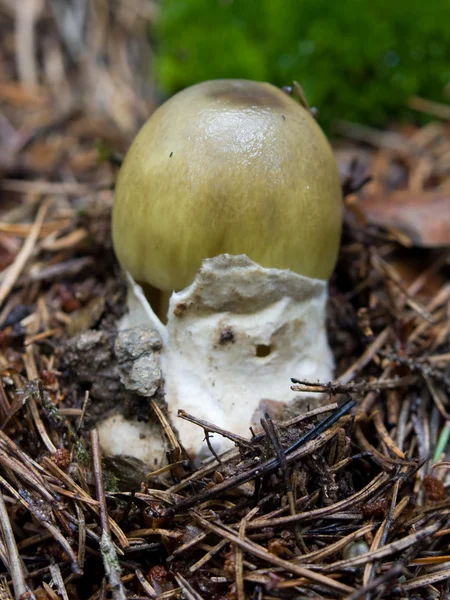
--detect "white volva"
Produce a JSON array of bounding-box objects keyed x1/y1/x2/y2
[{"x1": 101, "y1": 254, "x2": 333, "y2": 462}]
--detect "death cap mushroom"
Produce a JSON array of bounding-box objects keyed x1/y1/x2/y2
[{"x1": 110, "y1": 79, "x2": 343, "y2": 459}]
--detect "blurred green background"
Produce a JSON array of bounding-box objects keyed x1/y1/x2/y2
[{"x1": 155, "y1": 0, "x2": 450, "y2": 130}]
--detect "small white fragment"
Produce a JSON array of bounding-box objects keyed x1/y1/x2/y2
[{"x1": 97, "y1": 413, "x2": 167, "y2": 466}]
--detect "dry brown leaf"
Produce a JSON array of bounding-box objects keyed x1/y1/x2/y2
[{"x1": 359, "y1": 189, "x2": 450, "y2": 247}]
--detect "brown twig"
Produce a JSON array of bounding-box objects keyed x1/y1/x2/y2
[
  {"x1": 167, "y1": 411, "x2": 355, "y2": 515},
  {"x1": 246, "y1": 472, "x2": 390, "y2": 530},
  {"x1": 0, "y1": 490, "x2": 30, "y2": 600},
  {"x1": 323, "y1": 522, "x2": 441, "y2": 572},
  {"x1": 0, "y1": 198, "x2": 51, "y2": 308},
  {"x1": 291, "y1": 374, "x2": 417, "y2": 395},
  {"x1": 90, "y1": 429, "x2": 126, "y2": 600},
  {"x1": 193, "y1": 512, "x2": 355, "y2": 595},
  {"x1": 347, "y1": 563, "x2": 404, "y2": 600},
  {"x1": 177, "y1": 410, "x2": 253, "y2": 448}
]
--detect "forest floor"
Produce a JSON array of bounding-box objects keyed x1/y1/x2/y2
[{"x1": 1, "y1": 2, "x2": 450, "y2": 599}]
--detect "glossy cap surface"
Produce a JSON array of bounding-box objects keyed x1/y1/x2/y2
[{"x1": 112, "y1": 79, "x2": 343, "y2": 291}]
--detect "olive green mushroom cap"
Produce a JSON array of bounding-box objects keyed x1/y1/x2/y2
[{"x1": 112, "y1": 79, "x2": 343, "y2": 292}]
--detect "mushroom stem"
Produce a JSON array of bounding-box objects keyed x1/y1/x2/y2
[{"x1": 138, "y1": 282, "x2": 172, "y2": 324}]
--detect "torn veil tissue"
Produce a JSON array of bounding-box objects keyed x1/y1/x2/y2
[{"x1": 115, "y1": 254, "x2": 333, "y2": 461}]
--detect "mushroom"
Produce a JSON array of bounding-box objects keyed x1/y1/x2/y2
[{"x1": 109, "y1": 79, "x2": 343, "y2": 461}]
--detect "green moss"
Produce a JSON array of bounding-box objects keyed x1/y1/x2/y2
[
  {"x1": 155, "y1": 0, "x2": 450, "y2": 129},
  {"x1": 102, "y1": 470, "x2": 120, "y2": 492},
  {"x1": 41, "y1": 390, "x2": 91, "y2": 465}
]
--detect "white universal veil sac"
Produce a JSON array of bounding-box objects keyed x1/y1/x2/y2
[{"x1": 99, "y1": 253, "x2": 333, "y2": 463}]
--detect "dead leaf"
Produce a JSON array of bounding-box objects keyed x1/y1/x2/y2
[{"x1": 359, "y1": 190, "x2": 450, "y2": 247}]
